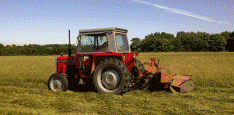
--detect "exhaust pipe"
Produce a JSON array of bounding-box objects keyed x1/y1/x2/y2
[{"x1": 68, "y1": 30, "x2": 71, "y2": 57}]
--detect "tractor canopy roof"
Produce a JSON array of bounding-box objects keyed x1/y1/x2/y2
[{"x1": 79, "y1": 27, "x2": 128, "y2": 35}]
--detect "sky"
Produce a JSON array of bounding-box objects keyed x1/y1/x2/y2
[{"x1": 0, "y1": 0, "x2": 233, "y2": 46}]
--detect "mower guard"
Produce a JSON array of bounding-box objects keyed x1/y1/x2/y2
[{"x1": 170, "y1": 75, "x2": 195, "y2": 93}]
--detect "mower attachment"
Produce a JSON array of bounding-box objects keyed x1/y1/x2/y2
[{"x1": 134, "y1": 58, "x2": 195, "y2": 94}]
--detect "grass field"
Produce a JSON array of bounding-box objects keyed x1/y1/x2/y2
[{"x1": 0, "y1": 52, "x2": 234, "y2": 114}]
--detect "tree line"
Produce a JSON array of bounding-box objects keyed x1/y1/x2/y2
[
  {"x1": 0, "y1": 44, "x2": 77, "y2": 56},
  {"x1": 0, "y1": 31, "x2": 233, "y2": 56},
  {"x1": 131, "y1": 31, "x2": 234, "y2": 52}
]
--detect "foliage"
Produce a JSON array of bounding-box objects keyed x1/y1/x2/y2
[
  {"x1": 222, "y1": 31, "x2": 234, "y2": 52},
  {"x1": 0, "y1": 44, "x2": 4, "y2": 56},
  {"x1": 208, "y1": 34, "x2": 226, "y2": 51},
  {"x1": 130, "y1": 37, "x2": 141, "y2": 52},
  {"x1": 130, "y1": 31, "x2": 233, "y2": 52},
  {"x1": 140, "y1": 32, "x2": 175, "y2": 52},
  {"x1": 0, "y1": 44, "x2": 77, "y2": 56}
]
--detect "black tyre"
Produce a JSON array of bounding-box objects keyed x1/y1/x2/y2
[
  {"x1": 48, "y1": 73, "x2": 68, "y2": 91},
  {"x1": 93, "y1": 58, "x2": 131, "y2": 94},
  {"x1": 131, "y1": 59, "x2": 145, "y2": 78}
]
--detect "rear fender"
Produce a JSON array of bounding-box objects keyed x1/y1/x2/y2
[
  {"x1": 90, "y1": 54, "x2": 135, "y2": 75},
  {"x1": 77, "y1": 54, "x2": 123, "y2": 78},
  {"x1": 79, "y1": 52, "x2": 138, "y2": 77},
  {"x1": 90, "y1": 56, "x2": 122, "y2": 76},
  {"x1": 122, "y1": 52, "x2": 139, "y2": 71}
]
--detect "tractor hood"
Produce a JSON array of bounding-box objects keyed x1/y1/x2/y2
[{"x1": 57, "y1": 55, "x2": 76, "y2": 62}]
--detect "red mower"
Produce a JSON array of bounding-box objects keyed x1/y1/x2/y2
[{"x1": 48, "y1": 27, "x2": 195, "y2": 94}]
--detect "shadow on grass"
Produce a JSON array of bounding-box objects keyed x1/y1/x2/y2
[
  {"x1": 147, "y1": 83, "x2": 172, "y2": 93},
  {"x1": 68, "y1": 85, "x2": 172, "y2": 94},
  {"x1": 68, "y1": 82, "x2": 173, "y2": 94},
  {"x1": 147, "y1": 88, "x2": 171, "y2": 93},
  {"x1": 68, "y1": 84, "x2": 96, "y2": 93}
]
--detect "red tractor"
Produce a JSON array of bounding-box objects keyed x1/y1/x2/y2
[{"x1": 48, "y1": 27, "x2": 195, "y2": 94}]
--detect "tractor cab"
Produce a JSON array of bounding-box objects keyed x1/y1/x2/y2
[{"x1": 77, "y1": 27, "x2": 130, "y2": 53}]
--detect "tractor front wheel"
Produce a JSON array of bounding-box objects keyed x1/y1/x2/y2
[
  {"x1": 48, "y1": 73, "x2": 68, "y2": 91},
  {"x1": 93, "y1": 58, "x2": 131, "y2": 94}
]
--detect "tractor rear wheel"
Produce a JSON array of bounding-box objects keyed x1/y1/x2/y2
[
  {"x1": 93, "y1": 58, "x2": 131, "y2": 94},
  {"x1": 48, "y1": 73, "x2": 68, "y2": 91}
]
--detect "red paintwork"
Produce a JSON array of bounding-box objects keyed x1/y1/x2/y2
[
  {"x1": 139, "y1": 58, "x2": 157, "y2": 78},
  {"x1": 83, "y1": 57, "x2": 91, "y2": 65},
  {"x1": 56, "y1": 55, "x2": 76, "y2": 74},
  {"x1": 160, "y1": 73, "x2": 172, "y2": 83},
  {"x1": 56, "y1": 52, "x2": 138, "y2": 78}
]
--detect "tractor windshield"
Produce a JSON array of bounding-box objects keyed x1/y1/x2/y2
[
  {"x1": 115, "y1": 34, "x2": 129, "y2": 52},
  {"x1": 78, "y1": 34, "x2": 108, "y2": 52}
]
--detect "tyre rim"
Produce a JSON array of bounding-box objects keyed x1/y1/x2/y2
[
  {"x1": 101, "y1": 69, "x2": 120, "y2": 90},
  {"x1": 50, "y1": 79, "x2": 62, "y2": 91}
]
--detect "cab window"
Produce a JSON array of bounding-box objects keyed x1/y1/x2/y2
[
  {"x1": 79, "y1": 34, "x2": 108, "y2": 52},
  {"x1": 115, "y1": 34, "x2": 129, "y2": 52}
]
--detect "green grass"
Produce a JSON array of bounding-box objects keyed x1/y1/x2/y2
[{"x1": 0, "y1": 52, "x2": 234, "y2": 114}]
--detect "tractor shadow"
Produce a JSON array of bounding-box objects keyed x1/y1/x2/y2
[
  {"x1": 68, "y1": 84, "x2": 96, "y2": 93},
  {"x1": 147, "y1": 83, "x2": 172, "y2": 93},
  {"x1": 68, "y1": 84, "x2": 172, "y2": 93},
  {"x1": 147, "y1": 87, "x2": 171, "y2": 93}
]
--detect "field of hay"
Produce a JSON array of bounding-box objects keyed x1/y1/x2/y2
[{"x1": 0, "y1": 52, "x2": 233, "y2": 114}]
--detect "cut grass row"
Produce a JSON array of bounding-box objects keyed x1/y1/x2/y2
[{"x1": 0, "y1": 86, "x2": 233, "y2": 114}]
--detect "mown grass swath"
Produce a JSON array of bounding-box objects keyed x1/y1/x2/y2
[{"x1": 0, "y1": 52, "x2": 233, "y2": 114}]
